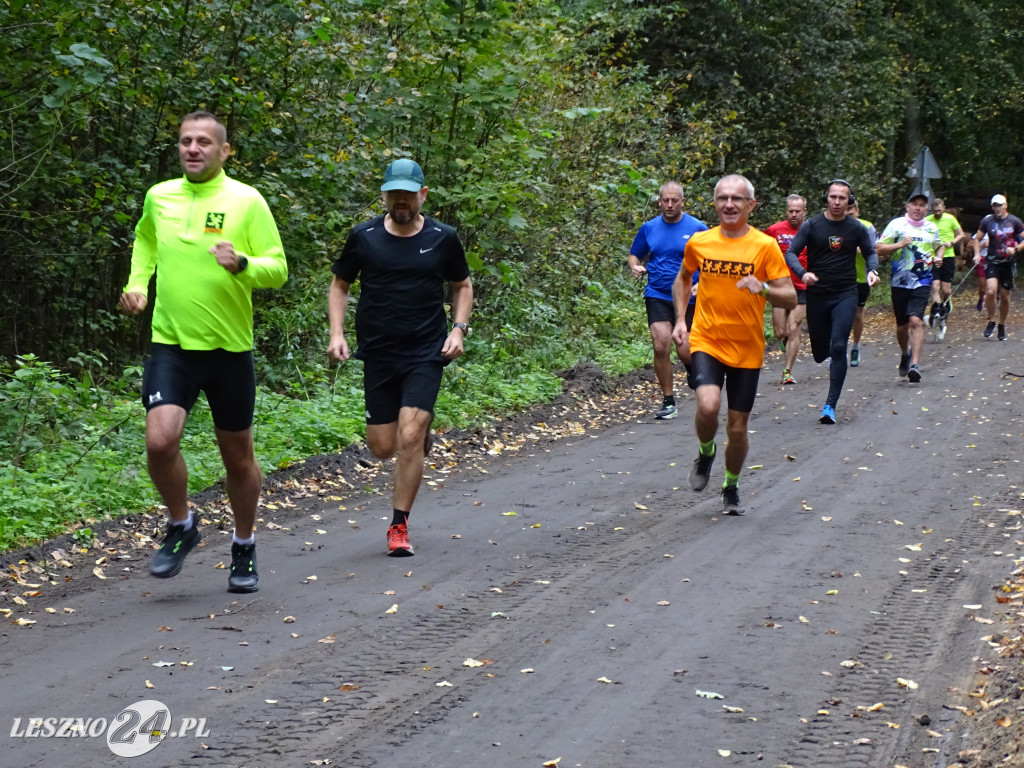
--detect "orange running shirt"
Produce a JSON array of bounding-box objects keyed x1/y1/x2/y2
[{"x1": 683, "y1": 226, "x2": 790, "y2": 369}]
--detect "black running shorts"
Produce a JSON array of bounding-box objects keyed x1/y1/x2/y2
[
  {"x1": 644, "y1": 296, "x2": 677, "y2": 326},
  {"x1": 142, "y1": 343, "x2": 256, "y2": 431},
  {"x1": 891, "y1": 285, "x2": 931, "y2": 326},
  {"x1": 984, "y1": 260, "x2": 1015, "y2": 292},
  {"x1": 363, "y1": 358, "x2": 445, "y2": 425},
  {"x1": 856, "y1": 282, "x2": 870, "y2": 308},
  {"x1": 932, "y1": 256, "x2": 956, "y2": 284},
  {"x1": 690, "y1": 351, "x2": 761, "y2": 413}
]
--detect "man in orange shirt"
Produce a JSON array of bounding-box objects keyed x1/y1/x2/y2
[{"x1": 672, "y1": 174, "x2": 796, "y2": 515}]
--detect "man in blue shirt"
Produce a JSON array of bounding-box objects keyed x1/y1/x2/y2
[{"x1": 628, "y1": 182, "x2": 708, "y2": 419}]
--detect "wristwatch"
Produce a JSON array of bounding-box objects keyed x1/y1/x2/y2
[
  {"x1": 235, "y1": 255, "x2": 249, "y2": 273},
  {"x1": 759, "y1": 281, "x2": 770, "y2": 297},
  {"x1": 452, "y1": 322, "x2": 468, "y2": 335}
]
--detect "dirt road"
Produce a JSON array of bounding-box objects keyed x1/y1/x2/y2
[{"x1": 2, "y1": 305, "x2": 1023, "y2": 767}]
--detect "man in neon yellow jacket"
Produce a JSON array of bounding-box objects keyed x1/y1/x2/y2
[{"x1": 120, "y1": 111, "x2": 287, "y2": 593}]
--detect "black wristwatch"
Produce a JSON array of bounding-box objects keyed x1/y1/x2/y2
[
  {"x1": 452, "y1": 322, "x2": 468, "y2": 335},
  {"x1": 235, "y1": 255, "x2": 249, "y2": 273}
]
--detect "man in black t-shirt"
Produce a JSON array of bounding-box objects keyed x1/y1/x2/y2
[
  {"x1": 972, "y1": 193, "x2": 1024, "y2": 341},
  {"x1": 328, "y1": 159, "x2": 473, "y2": 557},
  {"x1": 784, "y1": 180, "x2": 878, "y2": 425}
]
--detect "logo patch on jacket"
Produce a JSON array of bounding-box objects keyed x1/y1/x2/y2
[
  {"x1": 205, "y1": 212, "x2": 226, "y2": 234},
  {"x1": 829, "y1": 236, "x2": 843, "y2": 251}
]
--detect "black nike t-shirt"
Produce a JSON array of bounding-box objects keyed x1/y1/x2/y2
[{"x1": 332, "y1": 215, "x2": 470, "y2": 361}]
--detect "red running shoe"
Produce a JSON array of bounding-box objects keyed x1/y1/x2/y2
[{"x1": 387, "y1": 523, "x2": 414, "y2": 557}]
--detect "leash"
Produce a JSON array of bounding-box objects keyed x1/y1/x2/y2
[{"x1": 948, "y1": 260, "x2": 979, "y2": 299}]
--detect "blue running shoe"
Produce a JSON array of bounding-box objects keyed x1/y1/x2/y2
[{"x1": 820, "y1": 404, "x2": 836, "y2": 425}]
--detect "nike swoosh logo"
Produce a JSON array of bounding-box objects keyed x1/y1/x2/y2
[{"x1": 420, "y1": 248, "x2": 434, "y2": 253}]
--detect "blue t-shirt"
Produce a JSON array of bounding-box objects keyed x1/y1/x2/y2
[{"x1": 630, "y1": 213, "x2": 708, "y2": 302}]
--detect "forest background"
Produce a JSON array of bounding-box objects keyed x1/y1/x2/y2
[{"x1": 1, "y1": 0, "x2": 1022, "y2": 548}]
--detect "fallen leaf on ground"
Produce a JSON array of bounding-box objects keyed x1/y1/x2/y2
[
  {"x1": 385, "y1": 604, "x2": 398, "y2": 614},
  {"x1": 856, "y1": 702, "x2": 884, "y2": 712},
  {"x1": 696, "y1": 689, "x2": 724, "y2": 699},
  {"x1": 597, "y1": 676, "x2": 613, "y2": 683}
]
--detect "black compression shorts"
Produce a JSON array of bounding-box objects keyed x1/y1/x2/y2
[
  {"x1": 690, "y1": 351, "x2": 761, "y2": 413},
  {"x1": 142, "y1": 343, "x2": 256, "y2": 431}
]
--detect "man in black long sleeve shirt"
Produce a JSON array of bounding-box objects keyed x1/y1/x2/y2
[{"x1": 784, "y1": 180, "x2": 879, "y2": 424}]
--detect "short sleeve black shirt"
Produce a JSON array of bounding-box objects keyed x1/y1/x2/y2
[
  {"x1": 978, "y1": 213, "x2": 1024, "y2": 263},
  {"x1": 332, "y1": 215, "x2": 470, "y2": 361}
]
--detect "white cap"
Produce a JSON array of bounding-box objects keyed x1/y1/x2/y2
[{"x1": 991, "y1": 194, "x2": 1007, "y2": 206}]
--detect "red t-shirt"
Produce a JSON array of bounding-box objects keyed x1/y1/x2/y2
[{"x1": 765, "y1": 220, "x2": 808, "y2": 290}]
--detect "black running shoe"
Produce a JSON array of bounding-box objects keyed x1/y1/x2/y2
[
  {"x1": 688, "y1": 447, "x2": 716, "y2": 491},
  {"x1": 227, "y1": 542, "x2": 259, "y2": 593},
  {"x1": 721, "y1": 485, "x2": 744, "y2": 515},
  {"x1": 898, "y1": 352, "x2": 911, "y2": 378},
  {"x1": 150, "y1": 514, "x2": 201, "y2": 578},
  {"x1": 654, "y1": 402, "x2": 678, "y2": 420},
  {"x1": 984, "y1": 321, "x2": 996, "y2": 338},
  {"x1": 907, "y1": 363, "x2": 922, "y2": 383},
  {"x1": 998, "y1": 325, "x2": 1007, "y2": 341}
]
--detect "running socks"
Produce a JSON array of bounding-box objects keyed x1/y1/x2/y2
[
  {"x1": 391, "y1": 509, "x2": 409, "y2": 527},
  {"x1": 699, "y1": 439, "x2": 716, "y2": 457},
  {"x1": 723, "y1": 469, "x2": 740, "y2": 488},
  {"x1": 232, "y1": 532, "x2": 255, "y2": 546},
  {"x1": 663, "y1": 395, "x2": 676, "y2": 408}
]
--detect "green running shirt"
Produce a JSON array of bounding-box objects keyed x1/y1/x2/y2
[{"x1": 125, "y1": 171, "x2": 287, "y2": 351}]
